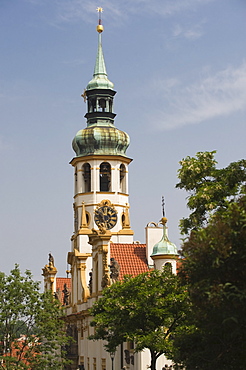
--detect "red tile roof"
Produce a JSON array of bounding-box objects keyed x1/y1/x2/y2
[{"x1": 110, "y1": 243, "x2": 149, "y2": 279}]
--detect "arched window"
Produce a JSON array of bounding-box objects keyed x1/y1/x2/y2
[
  {"x1": 85, "y1": 212, "x2": 90, "y2": 227},
  {"x1": 100, "y1": 162, "x2": 111, "y2": 192},
  {"x1": 120, "y1": 164, "x2": 126, "y2": 193},
  {"x1": 82, "y1": 163, "x2": 91, "y2": 193},
  {"x1": 164, "y1": 262, "x2": 172, "y2": 272},
  {"x1": 121, "y1": 213, "x2": 126, "y2": 228}
]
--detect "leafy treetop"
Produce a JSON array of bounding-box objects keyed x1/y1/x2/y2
[
  {"x1": 89, "y1": 267, "x2": 190, "y2": 370},
  {"x1": 0, "y1": 264, "x2": 70, "y2": 370},
  {"x1": 176, "y1": 151, "x2": 246, "y2": 234}
]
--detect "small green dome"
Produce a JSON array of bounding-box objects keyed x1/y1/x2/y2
[
  {"x1": 72, "y1": 126, "x2": 130, "y2": 157},
  {"x1": 86, "y1": 75, "x2": 114, "y2": 91},
  {"x1": 151, "y1": 218, "x2": 178, "y2": 257}
]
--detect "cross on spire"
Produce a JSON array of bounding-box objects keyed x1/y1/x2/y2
[
  {"x1": 96, "y1": 7, "x2": 104, "y2": 32},
  {"x1": 162, "y1": 196, "x2": 165, "y2": 217}
]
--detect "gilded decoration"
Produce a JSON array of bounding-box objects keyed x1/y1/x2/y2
[{"x1": 122, "y1": 203, "x2": 131, "y2": 229}]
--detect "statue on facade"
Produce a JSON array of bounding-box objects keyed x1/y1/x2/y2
[
  {"x1": 88, "y1": 272, "x2": 93, "y2": 295},
  {"x1": 101, "y1": 273, "x2": 110, "y2": 289},
  {"x1": 109, "y1": 258, "x2": 120, "y2": 283},
  {"x1": 62, "y1": 283, "x2": 70, "y2": 305},
  {"x1": 49, "y1": 253, "x2": 54, "y2": 268}
]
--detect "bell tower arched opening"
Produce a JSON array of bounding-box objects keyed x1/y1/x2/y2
[
  {"x1": 82, "y1": 163, "x2": 91, "y2": 193},
  {"x1": 120, "y1": 164, "x2": 126, "y2": 193},
  {"x1": 100, "y1": 162, "x2": 111, "y2": 192}
]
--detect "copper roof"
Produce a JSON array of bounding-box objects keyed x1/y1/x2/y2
[{"x1": 110, "y1": 243, "x2": 149, "y2": 279}]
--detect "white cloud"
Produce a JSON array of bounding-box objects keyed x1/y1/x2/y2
[
  {"x1": 172, "y1": 21, "x2": 205, "y2": 40},
  {"x1": 152, "y1": 62, "x2": 246, "y2": 130}
]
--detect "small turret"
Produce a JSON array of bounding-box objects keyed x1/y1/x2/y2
[{"x1": 151, "y1": 215, "x2": 178, "y2": 273}]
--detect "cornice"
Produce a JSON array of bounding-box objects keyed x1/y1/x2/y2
[{"x1": 70, "y1": 154, "x2": 132, "y2": 167}]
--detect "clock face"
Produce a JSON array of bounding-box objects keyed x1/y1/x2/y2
[{"x1": 94, "y1": 206, "x2": 117, "y2": 230}]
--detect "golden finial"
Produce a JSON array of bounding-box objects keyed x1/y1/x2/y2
[
  {"x1": 96, "y1": 7, "x2": 104, "y2": 33},
  {"x1": 160, "y1": 217, "x2": 168, "y2": 225}
]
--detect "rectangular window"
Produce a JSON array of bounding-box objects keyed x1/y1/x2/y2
[{"x1": 101, "y1": 358, "x2": 106, "y2": 370}]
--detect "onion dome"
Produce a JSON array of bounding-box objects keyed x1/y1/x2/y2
[
  {"x1": 72, "y1": 126, "x2": 130, "y2": 157},
  {"x1": 151, "y1": 217, "x2": 178, "y2": 257}
]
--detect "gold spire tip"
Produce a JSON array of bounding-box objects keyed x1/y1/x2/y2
[{"x1": 96, "y1": 6, "x2": 104, "y2": 33}]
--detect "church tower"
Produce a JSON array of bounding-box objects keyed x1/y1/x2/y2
[
  {"x1": 68, "y1": 9, "x2": 134, "y2": 306},
  {"x1": 71, "y1": 9, "x2": 133, "y2": 243}
]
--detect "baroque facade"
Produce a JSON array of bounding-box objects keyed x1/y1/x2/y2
[{"x1": 43, "y1": 11, "x2": 178, "y2": 370}]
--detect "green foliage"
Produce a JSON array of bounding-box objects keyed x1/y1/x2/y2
[
  {"x1": 89, "y1": 267, "x2": 190, "y2": 370},
  {"x1": 0, "y1": 264, "x2": 70, "y2": 370},
  {"x1": 175, "y1": 151, "x2": 246, "y2": 369},
  {"x1": 176, "y1": 151, "x2": 246, "y2": 234}
]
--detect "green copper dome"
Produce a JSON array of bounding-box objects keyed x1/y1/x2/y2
[
  {"x1": 151, "y1": 218, "x2": 178, "y2": 257},
  {"x1": 72, "y1": 126, "x2": 130, "y2": 157}
]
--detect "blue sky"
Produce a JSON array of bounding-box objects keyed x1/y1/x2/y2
[{"x1": 0, "y1": 0, "x2": 245, "y2": 281}]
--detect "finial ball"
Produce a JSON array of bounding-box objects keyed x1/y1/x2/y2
[
  {"x1": 97, "y1": 24, "x2": 104, "y2": 33},
  {"x1": 160, "y1": 217, "x2": 168, "y2": 225}
]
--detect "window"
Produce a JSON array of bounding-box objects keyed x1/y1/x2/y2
[
  {"x1": 165, "y1": 262, "x2": 172, "y2": 272},
  {"x1": 98, "y1": 98, "x2": 106, "y2": 112},
  {"x1": 119, "y1": 164, "x2": 126, "y2": 193},
  {"x1": 93, "y1": 357, "x2": 96, "y2": 370},
  {"x1": 83, "y1": 163, "x2": 91, "y2": 192},
  {"x1": 121, "y1": 213, "x2": 126, "y2": 227},
  {"x1": 100, "y1": 162, "x2": 111, "y2": 192},
  {"x1": 86, "y1": 212, "x2": 90, "y2": 227},
  {"x1": 101, "y1": 359, "x2": 106, "y2": 370},
  {"x1": 88, "y1": 98, "x2": 96, "y2": 112}
]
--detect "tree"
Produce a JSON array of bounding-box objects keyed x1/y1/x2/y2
[
  {"x1": 0, "y1": 264, "x2": 70, "y2": 370},
  {"x1": 176, "y1": 150, "x2": 246, "y2": 234},
  {"x1": 174, "y1": 152, "x2": 246, "y2": 369},
  {"x1": 89, "y1": 267, "x2": 190, "y2": 370}
]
